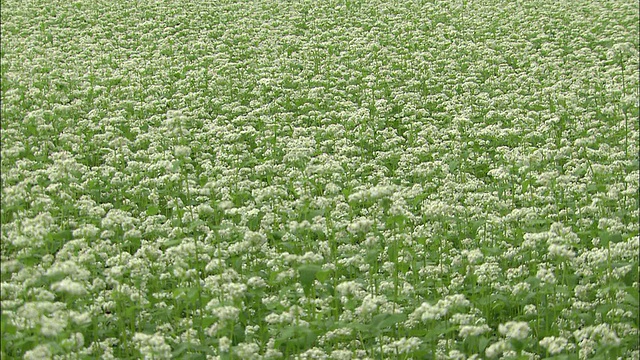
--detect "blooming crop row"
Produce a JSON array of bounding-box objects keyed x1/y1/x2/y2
[{"x1": 1, "y1": 0, "x2": 638, "y2": 359}]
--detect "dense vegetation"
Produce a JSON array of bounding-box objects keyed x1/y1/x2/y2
[{"x1": 1, "y1": 0, "x2": 638, "y2": 359}]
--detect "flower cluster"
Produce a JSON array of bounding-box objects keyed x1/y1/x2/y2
[{"x1": 1, "y1": 0, "x2": 637, "y2": 358}]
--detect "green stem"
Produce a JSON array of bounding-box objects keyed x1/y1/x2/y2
[
  {"x1": 182, "y1": 162, "x2": 204, "y2": 344},
  {"x1": 620, "y1": 60, "x2": 628, "y2": 159}
]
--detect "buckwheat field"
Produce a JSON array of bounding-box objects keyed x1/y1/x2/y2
[{"x1": 1, "y1": 0, "x2": 638, "y2": 359}]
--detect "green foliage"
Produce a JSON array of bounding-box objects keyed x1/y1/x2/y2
[{"x1": 0, "y1": 0, "x2": 637, "y2": 358}]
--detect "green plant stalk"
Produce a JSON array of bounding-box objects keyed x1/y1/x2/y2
[
  {"x1": 183, "y1": 162, "x2": 205, "y2": 345},
  {"x1": 619, "y1": 58, "x2": 628, "y2": 160}
]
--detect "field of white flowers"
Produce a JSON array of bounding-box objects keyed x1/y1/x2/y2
[{"x1": 1, "y1": 0, "x2": 638, "y2": 359}]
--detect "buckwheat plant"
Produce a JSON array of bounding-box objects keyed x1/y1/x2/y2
[{"x1": 1, "y1": 0, "x2": 638, "y2": 358}]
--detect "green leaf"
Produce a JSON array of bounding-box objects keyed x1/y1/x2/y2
[
  {"x1": 1, "y1": 313, "x2": 17, "y2": 335},
  {"x1": 541, "y1": 355, "x2": 577, "y2": 360},
  {"x1": 171, "y1": 160, "x2": 182, "y2": 172},
  {"x1": 609, "y1": 233, "x2": 623, "y2": 243},
  {"x1": 18, "y1": 254, "x2": 42, "y2": 267},
  {"x1": 623, "y1": 287, "x2": 639, "y2": 307},
  {"x1": 162, "y1": 239, "x2": 182, "y2": 249},
  {"x1": 147, "y1": 205, "x2": 159, "y2": 216},
  {"x1": 316, "y1": 270, "x2": 330, "y2": 283},
  {"x1": 172, "y1": 343, "x2": 212, "y2": 358},
  {"x1": 599, "y1": 232, "x2": 614, "y2": 248},
  {"x1": 173, "y1": 343, "x2": 191, "y2": 357},
  {"x1": 365, "y1": 249, "x2": 379, "y2": 266},
  {"x1": 371, "y1": 313, "x2": 407, "y2": 330},
  {"x1": 478, "y1": 336, "x2": 490, "y2": 352},
  {"x1": 233, "y1": 323, "x2": 246, "y2": 344},
  {"x1": 448, "y1": 160, "x2": 460, "y2": 172},
  {"x1": 189, "y1": 219, "x2": 206, "y2": 231},
  {"x1": 347, "y1": 321, "x2": 371, "y2": 333},
  {"x1": 424, "y1": 322, "x2": 458, "y2": 340},
  {"x1": 387, "y1": 242, "x2": 398, "y2": 263},
  {"x1": 510, "y1": 338, "x2": 525, "y2": 353},
  {"x1": 275, "y1": 325, "x2": 316, "y2": 352},
  {"x1": 299, "y1": 264, "x2": 323, "y2": 289},
  {"x1": 598, "y1": 231, "x2": 622, "y2": 247}
]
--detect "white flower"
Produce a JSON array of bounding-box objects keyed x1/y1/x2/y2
[
  {"x1": 382, "y1": 337, "x2": 423, "y2": 354},
  {"x1": 40, "y1": 315, "x2": 67, "y2": 337},
  {"x1": 132, "y1": 332, "x2": 172, "y2": 360},
  {"x1": 410, "y1": 301, "x2": 447, "y2": 321},
  {"x1": 459, "y1": 324, "x2": 491, "y2": 338},
  {"x1": 207, "y1": 304, "x2": 240, "y2": 322},
  {"x1": 511, "y1": 282, "x2": 531, "y2": 296},
  {"x1": 297, "y1": 347, "x2": 329, "y2": 360},
  {"x1": 61, "y1": 332, "x2": 84, "y2": 350},
  {"x1": 72, "y1": 224, "x2": 100, "y2": 238},
  {"x1": 330, "y1": 350, "x2": 353, "y2": 360},
  {"x1": 447, "y1": 349, "x2": 467, "y2": 360},
  {"x1": 174, "y1": 145, "x2": 191, "y2": 157},
  {"x1": 536, "y1": 266, "x2": 557, "y2": 284},
  {"x1": 336, "y1": 281, "x2": 364, "y2": 298},
  {"x1": 221, "y1": 282, "x2": 247, "y2": 299},
  {"x1": 485, "y1": 340, "x2": 510, "y2": 358},
  {"x1": 475, "y1": 262, "x2": 501, "y2": 284},
  {"x1": 608, "y1": 42, "x2": 636, "y2": 59},
  {"x1": 218, "y1": 336, "x2": 231, "y2": 353},
  {"x1": 462, "y1": 249, "x2": 484, "y2": 264},
  {"x1": 498, "y1": 321, "x2": 530, "y2": 340},
  {"x1": 69, "y1": 311, "x2": 92, "y2": 326},
  {"x1": 347, "y1": 217, "x2": 374, "y2": 234},
  {"x1": 574, "y1": 323, "x2": 621, "y2": 346},
  {"x1": 439, "y1": 294, "x2": 471, "y2": 310},
  {"x1": 355, "y1": 294, "x2": 386, "y2": 316},
  {"x1": 51, "y1": 278, "x2": 87, "y2": 296},
  {"x1": 24, "y1": 344, "x2": 53, "y2": 360},
  {"x1": 539, "y1": 336, "x2": 568, "y2": 355},
  {"x1": 235, "y1": 342, "x2": 260, "y2": 359},
  {"x1": 247, "y1": 276, "x2": 267, "y2": 288},
  {"x1": 548, "y1": 243, "x2": 575, "y2": 259}
]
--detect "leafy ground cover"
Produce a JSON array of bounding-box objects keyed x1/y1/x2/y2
[{"x1": 1, "y1": 0, "x2": 639, "y2": 359}]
